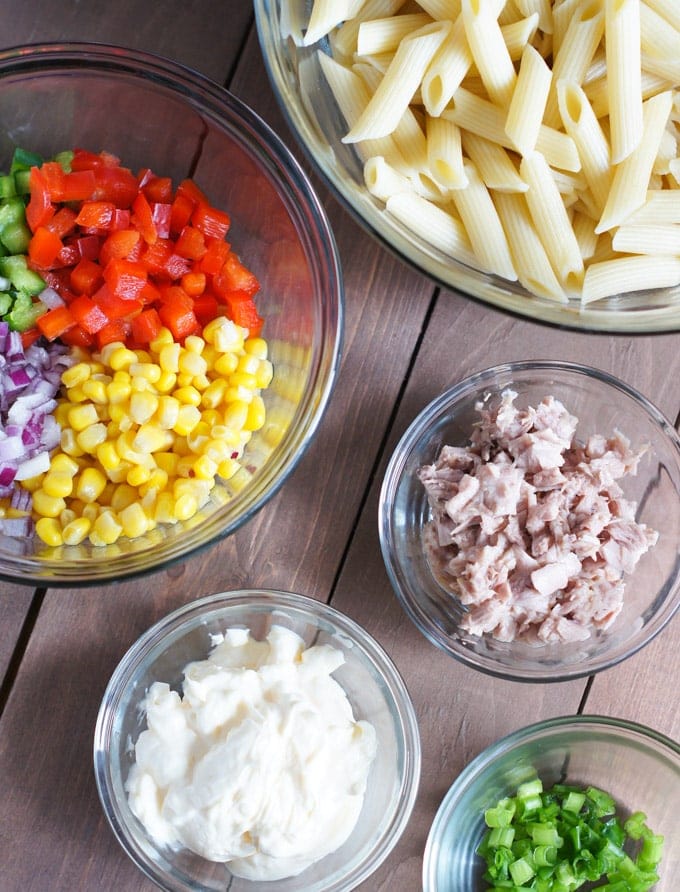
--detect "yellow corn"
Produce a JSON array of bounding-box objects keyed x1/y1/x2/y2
[
  {"x1": 96, "y1": 441, "x2": 120, "y2": 472},
  {"x1": 174, "y1": 385, "x2": 201, "y2": 407},
  {"x1": 129, "y1": 362, "x2": 161, "y2": 383},
  {"x1": 67, "y1": 403, "x2": 100, "y2": 432},
  {"x1": 60, "y1": 429, "x2": 85, "y2": 457},
  {"x1": 173, "y1": 404, "x2": 201, "y2": 436},
  {"x1": 133, "y1": 424, "x2": 174, "y2": 454},
  {"x1": 119, "y1": 502, "x2": 148, "y2": 538},
  {"x1": 61, "y1": 362, "x2": 91, "y2": 389},
  {"x1": 159, "y1": 343, "x2": 181, "y2": 373},
  {"x1": 245, "y1": 337, "x2": 268, "y2": 359},
  {"x1": 76, "y1": 422, "x2": 108, "y2": 453},
  {"x1": 107, "y1": 345, "x2": 138, "y2": 371},
  {"x1": 149, "y1": 326, "x2": 174, "y2": 352},
  {"x1": 92, "y1": 510, "x2": 123, "y2": 545},
  {"x1": 224, "y1": 401, "x2": 249, "y2": 430},
  {"x1": 174, "y1": 492, "x2": 198, "y2": 521},
  {"x1": 62, "y1": 517, "x2": 92, "y2": 546},
  {"x1": 81, "y1": 378, "x2": 108, "y2": 404},
  {"x1": 193, "y1": 454, "x2": 218, "y2": 481},
  {"x1": 245, "y1": 395, "x2": 266, "y2": 431},
  {"x1": 129, "y1": 391, "x2": 159, "y2": 424},
  {"x1": 32, "y1": 490, "x2": 66, "y2": 518},
  {"x1": 111, "y1": 483, "x2": 138, "y2": 513},
  {"x1": 51, "y1": 454, "x2": 79, "y2": 476},
  {"x1": 213, "y1": 352, "x2": 239, "y2": 376},
  {"x1": 35, "y1": 517, "x2": 64, "y2": 547},
  {"x1": 76, "y1": 467, "x2": 107, "y2": 503},
  {"x1": 155, "y1": 370, "x2": 177, "y2": 393},
  {"x1": 217, "y1": 457, "x2": 240, "y2": 480},
  {"x1": 42, "y1": 472, "x2": 74, "y2": 499},
  {"x1": 107, "y1": 378, "x2": 132, "y2": 405}
]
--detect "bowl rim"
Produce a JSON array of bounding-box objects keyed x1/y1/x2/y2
[
  {"x1": 422, "y1": 713, "x2": 680, "y2": 892},
  {"x1": 253, "y1": 0, "x2": 680, "y2": 334},
  {"x1": 93, "y1": 588, "x2": 422, "y2": 891},
  {"x1": 0, "y1": 41, "x2": 344, "y2": 587},
  {"x1": 379, "y1": 359, "x2": 680, "y2": 682}
]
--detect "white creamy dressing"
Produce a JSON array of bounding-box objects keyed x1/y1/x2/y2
[{"x1": 126, "y1": 625, "x2": 377, "y2": 881}]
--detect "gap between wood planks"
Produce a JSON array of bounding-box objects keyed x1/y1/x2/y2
[{"x1": 0, "y1": 587, "x2": 46, "y2": 719}]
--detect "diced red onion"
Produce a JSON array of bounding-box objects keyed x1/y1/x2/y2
[{"x1": 38, "y1": 285, "x2": 65, "y2": 310}]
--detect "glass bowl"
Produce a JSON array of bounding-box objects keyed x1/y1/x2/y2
[
  {"x1": 93, "y1": 588, "x2": 421, "y2": 892},
  {"x1": 423, "y1": 715, "x2": 680, "y2": 891},
  {"x1": 379, "y1": 360, "x2": 680, "y2": 682},
  {"x1": 254, "y1": 0, "x2": 680, "y2": 333},
  {"x1": 0, "y1": 43, "x2": 342, "y2": 586}
]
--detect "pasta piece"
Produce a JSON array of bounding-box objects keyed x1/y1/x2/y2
[
  {"x1": 332, "y1": 0, "x2": 406, "y2": 59},
  {"x1": 505, "y1": 44, "x2": 552, "y2": 157},
  {"x1": 461, "y1": 0, "x2": 517, "y2": 108},
  {"x1": 384, "y1": 191, "x2": 479, "y2": 268},
  {"x1": 318, "y1": 52, "x2": 406, "y2": 165},
  {"x1": 356, "y1": 13, "x2": 432, "y2": 55},
  {"x1": 521, "y1": 151, "x2": 585, "y2": 288},
  {"x1": 426, "y1": 116, "x2": 468, "y2": 189},
  {"x1": 421, "y1": 15, "x2": 471, "y2": 117},
  {"x1": 552, "y1": 0, "x2": 583, "y2": 53},
  {"x1": 343, "y1": 21, "x2": 450, "y2": 142},
  {"x1": 612, "y1": 223, "x2": 680, "y2": 255},
  {"x1": 412, "y1": 0, "x2": 461, "y2": 20},
  {"x1": 450, "y1": 161, "x2": 517, "y2": 281},
  {"x1": 513, "y1": 0, "x2": 552, "y2": 34},
  {"x1": 605, "y1": 0, "x2": 643, "y2": 164},
  {"x1": 494, "y1": 192, "x2": 567, "y2": 302},
  {"x1": 627, "y1": 190, "x2": 680, "y2": 224},
  {"x1": 644, "y1": 0, "x2": 680, "y2": 32},
  {"x1": 543, "y1": 0, "x2": 605, "y2": 129},
  {"x1": 364, "y1": 155, "x2": 414, "y2": 201},
  {"x1": 596, "y1": 90, "x2": 674, "y2": 233},
  {"x1": 461, "y1": 131, "x2": 527, "y2": 192},
  {"x1": 501, "y1": 14, "x2": 540, "y2": 61},
  {"x1": 640, "y1": 5, "x2": 680, "y2": 84},
  {"x1": 443, "y1": 88, "x2": 581, "y2": 172},
  {"x1": 557, "y1": 81, "x2": 612, "y2": 213},
  {"x1": 303, "y1": 0, "x2": 366, "y2": 45},
  {"x1": 582, "y1": 255, "x2": 680, "y2": 304},
  {"x1": 571, "y1": 210, "x2": 599, "y2": 261}
]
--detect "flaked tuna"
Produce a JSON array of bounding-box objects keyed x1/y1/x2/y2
[{"x1": 418, "y1": 390, "x2": 658, "y2": 644}]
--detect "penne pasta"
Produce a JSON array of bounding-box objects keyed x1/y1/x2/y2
[
  {"x1": 557, "y1": 81, "x2": 612, "y2": 212},
  {"x1": 461, "y1": 131, "x2": 527, "y2": 192},
  {"x1": 344, "y1": 21, "x2": 450, "y2": 142},
  {"x1": 582, "y1": 255, "x2": 680, "y2": 304},
  {"x1": 513, "y1": 0, "x2": 553, "y2": 34},
  {"x1": 364, "y1": 155, "x2": 414, "y2": 201},
  {"x1": 356, "y1": 13, "x2": 432, "y2": 55},
  {"x1": 596, "y1": 90, "x2": 674, "y2": 233},
  {"x1": 612, "y1": 223, "x2": 680, "y2": 255},
  {"x1": 426, "y1": 115, "x2": 468, "y2": 189},
  {"x1": 303, "y1": 0, "x2": 366, "y2": 46},
  {"x1": 605, "y1": 0, "x2": 643, "y2": 164},
  {"x1": 644, "y1": 0, "x2": 680, "y2": 32},
  {"x1": 505, "y1": 44, "x2": 552, "y2": 156},
  {"x1": 521, "y1": 151, "x2": 585, "y2": 288},
  {"x1": 450, "y1": 161, "x2": 517, "y2": 281},
  {"x1": 461, "y1": 0, "x2": 517, "y2": 108},
  {"x1": 384, "y1": 191, "x2": 479, "y2": 268}
]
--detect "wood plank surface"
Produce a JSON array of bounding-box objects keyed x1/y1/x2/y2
[{"x1": 0, "y1": 5, "x2": 679, "y2": 892}]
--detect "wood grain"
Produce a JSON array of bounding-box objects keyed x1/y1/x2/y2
[{"x1": 0, "y1": 585, "x2": 35, "y2": 691}]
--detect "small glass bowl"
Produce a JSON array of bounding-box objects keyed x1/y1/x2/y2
[
  {"x1": 379, "y1": 360, "x2": 680, "y2": 682},
  {"x1": 93, "y1": 589, "x2": 421, "y2": 892},
  {"x1": 423, "y1": 715, "x2": 680, "y2": 892},
  {"x1": 254, "y1": 0, "x2": 680, "y2": 333},
  {"x1": 0, "y1": 43, "x2": 342, "y2": 586}
]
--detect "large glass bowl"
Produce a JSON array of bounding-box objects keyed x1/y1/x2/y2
[
  {"x1": 423, "y1": 715, "x2": 680, "y2": 891},
  {"x1": 93, "y1": 589, "x2": 421, "y2": 892},
  {"x1": 379, "y1": 361, "x2": 680, "y2": 682},
  {"x1": 0, "y1": 43, "x2": 342, "y2": 586},
  {"x1": 254, "y1": 0, "x2": 680, "y2": 333}
]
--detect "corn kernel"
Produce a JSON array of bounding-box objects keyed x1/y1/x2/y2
[
  {"x1": 33, "y1": 490, "x2": 66, "y2": 518},
  {"x1": 130, "y1": 391, "x2": 159, "y2": 425},
  {"x1": 111, "y1": 483, "x2": 138, "y2": 513},
  {"x1": 245, "y1": 395, "x2": 266, "y2": 431},
  {"x1": 159, "y1": 343, "x2": 181, "y2": 373},
  {"x1": 201, "y1": 379, "x2": 227, "y2": 409},
  {"x1": 59, "y1": 508, "x2": 77, "y2": 527},
  {"x1": 173, "y1": 404, "x2": 201, "y2": 436},
  {"x1": 155, "y1": 370, "x2": 177, "y2": 393},
  {"x1": 192, "y1": 373, "x2": 210, "y2": 391},
  {"x1": 50, "y1": 454, "x2": 80, "y2": 476},
  {"x1": 149, "y1": 326, "x2": 174, "y2": 352},
  {"x1": 67, "y1": 403, "x2": 100, "y2": 432},
  {"x1": 203, "y1": 437, "x2": 234, "y2": 464},
  {"x1": 108, "y1": 346, "x2": 138, "y2": 371},
  {"x1": 174, "y1": 492, "x2": 198, "y2": 521},
  {"x1": 42, "y1": 472, "x2": 74, "y2": 499},
  {"x1": 62, "y1": 517, "x2": 92, "y2": 546},
  {"x1": 60, "y1": 429, "x2": 85, "y2": 457},
  {"x1": 172, "y1": 435, "x2": 190, "y2": 456},
  {"x1": 92, "y1": 510, "x2": 123, "y2": 545},
  {"x1": 155, "y1": 451, "x2": 179, "y2": 476},
  {"x1": 139, "y1": 468, "x2": 168, "y2": 495},
  {"x1": 214, "y1": 352, "x2": 239, "y2": 376},
  {"x1": 116, "y1": 431, "x2": 153, "y2": 466},
  {"x1": 185, "y1": 334, "x2": 205, "y2": 354},
  {"x1": 76, "y1": 422, "x2": 108, "y2": 453},
  {"x1": 131, "y1": 375, "x2": 154, "y2": 393},
  {"x1": 129, "y1": 362, "x2": 161, "y2": 383},
  {"x1": 133, "y1": 424, "x2": 173, "y2": 454},
  {"x1": 223, "y1": 401, "x2": 249, "y2": 430},
  {"x1": 61, "y1": 362, "x2": 91, "y2": 389},
  {"x1": 81, "y1": 378, "x2": 108, "y2": 404},
  {"x1": 218, "y1": 457, "x2": 240, "y2": 480},
  {"x1": 210, "y1": 424, "x2": 240, "y2": 446},
  {"x1": 35, "y1": 517, "x2": 64, "y2": 546},
  {"x1": 237, "y1": 353, "x2": 261, "y2": 376},
  {"x1": 154, "y1": 492, "x2": 178, "y2": 524},
  {"x1": 82, "y1": 502, "x2": 100, "y2": 522},
  {"x1": 213, "y1": 319, "x2": 244, "y2": 353},
  {"x1": 120, "y1": 502, "x2": 148, "y2": 538},
  {"x1": 224, "y1": 384, "x2": 254, "y2": 405},
  {"x1": 127, "y1": 465, "x2": 151, "y2": 487},
  {"x1": 229, "y1": 370, "x2": 258, "y2": 391},
  {"x1": 245, "y1": 337, "x2": 268, "y2": 360},
  {"x1": 106, "y1": 378, "x2": 132, "y2": 405},
  {"x1": 174, "y1": 385, "x2": 201, "y2": 407},
  {"x1": 255, "y1": 359, "x2": 274, "y2": 389},
  {"x1": 18, "y1": 474, "x2": 44, "y2": 492},
  {"x1": 76, "y1": 467, "x2": 107, "y2": 503},
  {"x1": 96, "y1": 441, "x2": 120, "y2": 472},
  {"x1": 178, "y1": 350, "x2": 208, "y2": 378},
  {"x1": 193, "y1": 455, "x2": 218, "y2": 481}
]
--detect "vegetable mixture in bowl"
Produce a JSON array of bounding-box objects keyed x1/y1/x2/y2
[{"x1": 0, "y1": 43, "x2": 342, "y2": 585}]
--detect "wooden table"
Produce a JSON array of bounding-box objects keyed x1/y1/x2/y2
[{"x1": 1, "y1": 5, "x2": 678, "y2": 890}]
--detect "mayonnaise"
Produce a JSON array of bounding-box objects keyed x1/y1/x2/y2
[{"x1": 126, "y1": 625, "x2": 377, "y2": 881}]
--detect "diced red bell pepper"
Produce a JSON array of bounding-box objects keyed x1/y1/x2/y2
[
  {"x1": 175, "y1": 225, "x2": 206, "y2": 260},
  {"x1": 21, "y1": 328, "x2": 42, "y2": 349},
  {"x1": 36, "y1": 304, "x2": 76, "y2": 340},
  {"x1": 191, "y1": 202, "x2": 230, "y2": 240},
  {"x1": 56, "y1": 243, "x2": 81, "y2": 268},
  {"x1": 181, "y1": 271, "x2": 206, "y2": 296},
  {"x1": 75, "y1": 201, "x2": 116, "y2": 230},
  {"x1": 70, "y1": 257, "x2": 103, "y2": 296},
  {"x1": 103, "y1": 257, "x2": 148, "y2": 300},
  {"x1": 99, "y1": 229, "x2": 141, "y2": 266},
  {"x1": 198, "y1": 238, "x2": 230, "y2": 276},
  {"x1": 176, "y1": 178, "x2": 209, "y2": 207},
  {"x1": 92, "y1": 165, "x2": 139, "y2": 208},
  {"x1": 151, "y1": 202, "x2": 172, "y2": 239},
  {"x1": 163, "y1": 251, "x2": 192, "y2": 280},
  {"x1": 28, "y1": 226, "x2": 63, "y2": 269},
  {"x1": 130, "y1": 307, "x2": 162, "y2": 344},
  {"x1": 93, "y1": 284, "x2": 142, "y2": 321},
  {"x1": 192, "y1": 292, "x2": 219, "y2": 326},
  {"x1": 143, "y1": 176, "x2": 173, "y2": 204},
  {"x1": 131, "y1": 191, "x2": 157, "y2": 245},
  {"x1": 27, "y1": 166, "x2": 55, "y2": 232},
  {"x1": 76, "y1": 235, "x2": 102, "y2": 261},
  {"x1": 111, "y1": 208, "x2": 131, "y2": 231},
  {"x1": 221, "y1": 289, "x2": 264, "y2": 335},
  {"x1": 214, "y1": 252, "x2": 259, "y2": 298},
  {"x1": 169, "y1": 192, "x2": 193, "y2": 236},
  {"x1": 46, "y1": 206, "x2": 78, "y2": 239},
  {"x1": 68, "y1": 294, "x2": 109, "y2": 334},
  {"x1": 59, "y1": 324, "x2": 95, "y2": 349},
  {"x1": 96, "y1": 317, "x2": 132, "y2": 349},
  {"x1": 70, "y1": 148, "x2": 107, "y2": 171},
  {"x1": 139, "y1": 239, "x2": 173, "y2": 277}
]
